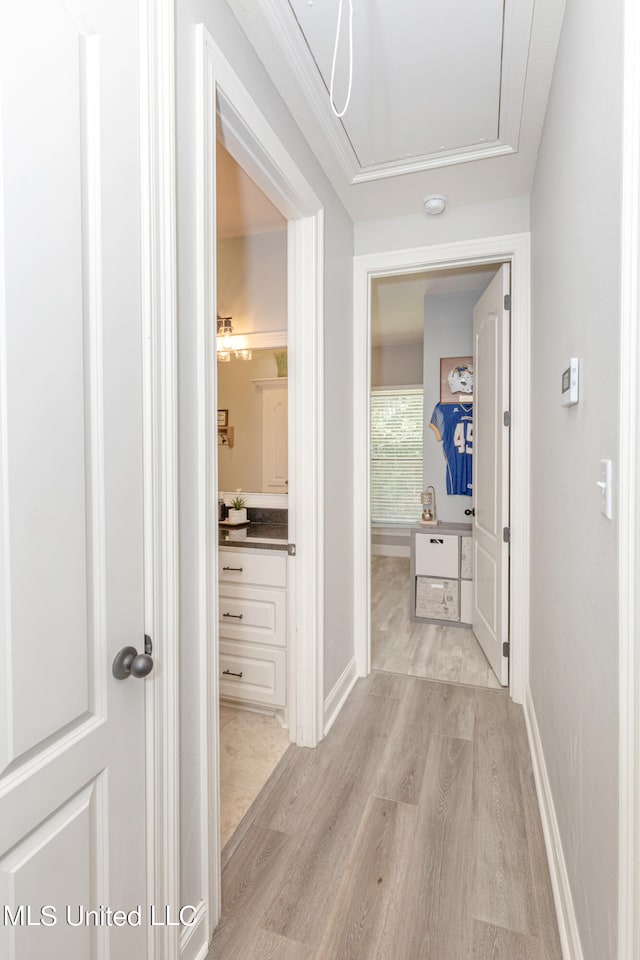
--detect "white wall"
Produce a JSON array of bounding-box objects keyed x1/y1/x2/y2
[
  {"x1": 175, "y1": 0, "x2": 354, "y2": 927},
  {"x1": 355, "y1": 194, "x2": 530, "y2": 257},
  {"x1": 423, "y1": 291, "x2": 476, "y2": 524},
  {"x1": 217, "y1": 231, "x2": 287, "y2": 333},
  {"x1": 529, "y1": 0, "x2": 623, "y2": 956},
  {"x1": 371, "y1": 341, "x2": 423, "y2": 388}
]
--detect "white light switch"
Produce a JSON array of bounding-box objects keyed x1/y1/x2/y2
[{"x1": 596, "y1": 459, "x2": 613, "y2": 519}]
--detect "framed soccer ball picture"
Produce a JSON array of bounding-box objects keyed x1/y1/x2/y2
[{"x1": 440, "y1": 356, "x2": 474, "y2": 404}]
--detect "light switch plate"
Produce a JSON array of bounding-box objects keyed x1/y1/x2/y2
[
  {"x1": 597, "y1": 459, "x2": 613, "y2": 519},
  {"x1": 561, "y1": 357, "x2": 579, "y2": 405}
]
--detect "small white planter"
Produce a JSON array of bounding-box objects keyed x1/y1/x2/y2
[{"x1": 227, "y1": 507, "x2": 247, "y2": 524}]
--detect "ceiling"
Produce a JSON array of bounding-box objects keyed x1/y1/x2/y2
[
  {"x1": 372, "y1": 265, "x2": 498, "y2": 347},
  {"x1": 228, "y1": 0, "x2": 565, "y2": 221},
  {"x1": 216, "y1": 143, "x2": 287, "y2": 239}
]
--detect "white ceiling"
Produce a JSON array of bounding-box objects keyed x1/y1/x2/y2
[
  {"x1": 216, "y1": 142, "x2": 287, "y2": 239},
  {"x1": 372, "y1": 265, "x2": 498, "y2": 347},
  {"x1": 228, "y1": 0, "x2": 565, "y2": 221}
]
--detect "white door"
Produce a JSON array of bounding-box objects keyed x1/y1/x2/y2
[
  {"x1": 261, "y1": 382, "x2": 288, "y2": 493},
  {"x1": 472, "y1": 264, "x2": 510, "y2": 686},
  {"x1": 0, "y1": 2, "x2": 148, "y2": 957}
]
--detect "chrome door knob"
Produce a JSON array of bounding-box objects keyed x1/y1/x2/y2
[{"x1": 112, "y1": 644, "x2": 154, "y2": 680}]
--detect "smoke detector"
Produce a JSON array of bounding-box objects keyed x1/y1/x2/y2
[{"x1": 423, "y1": 195, "x2": 447, "y2": 216}]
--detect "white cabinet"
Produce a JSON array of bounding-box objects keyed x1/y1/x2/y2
[
  {"x1": 253, "y1": 378, "x2": 288, "y2": 494},
  {"x1": 218, "y1": 546, "x2": 287, "y2": 707},
  {"x1": 410, "y1": 524, "x2": 473, "y2": 627}
]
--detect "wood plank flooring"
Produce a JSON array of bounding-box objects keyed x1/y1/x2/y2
[
  {"x1": 207, "y1": 672, "x2": 562, "y2": 960},
  {"x1": 371, "y1": 555, "x2": 501, "y2": 689}
]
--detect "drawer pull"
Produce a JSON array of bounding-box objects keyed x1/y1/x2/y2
[
  {"x1": 223, "y1": 612, "x2": 244, "y2": 619},
  {"x1": 222, "y1": 669, "x2": 243, "y2": 678},
  {"x1": 430, "y1": 538, "x2": 444, "y2": 544},
  {"x1": 222, "y1": 566, "x2": 243, "y2": 572}
]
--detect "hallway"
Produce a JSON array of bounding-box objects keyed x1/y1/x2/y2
[{"x1": 207, "y1": 671, "x2": 562, "y2": 960}]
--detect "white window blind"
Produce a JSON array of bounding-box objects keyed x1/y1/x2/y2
[{"x1": 370, "y1": 390, "x2": 423, "y2": 523}]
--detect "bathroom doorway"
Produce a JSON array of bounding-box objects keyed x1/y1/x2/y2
[{"x1": 215, "y1": 143, "x2": 292, "y2": 851}]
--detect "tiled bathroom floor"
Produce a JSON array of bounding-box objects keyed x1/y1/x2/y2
[{"x1": 219, "y1": 704, "x2": 290, "y2": 848}]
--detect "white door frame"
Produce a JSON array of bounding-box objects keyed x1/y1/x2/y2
[
  {"x1": 139, "y1": 2, "x2": 180, "y2": 959},
  {"x1": 618, "y1": 0, "x2": 640, "y2": 953},
  {"x1": 353, "y1": 233, "x2": 531, "y2": 704},
  {"x1": 195, "y1": 25, "x2": 325, "y2": 940}
]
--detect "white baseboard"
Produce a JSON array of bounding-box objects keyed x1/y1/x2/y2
[
  {"x1": 179, "y1": 900, "x2": 209, "y2": 960},
  {"x1": 371, "y1": 544, "x2": 410, "y2": 558},
  {"x1": 523, "y1": 687, "x2": 584, "y2": 960},
  {"x1": 324, "y1": 657, "x2": 358, "y2": 735}
]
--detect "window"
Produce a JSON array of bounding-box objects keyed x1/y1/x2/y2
[{"x1": 370, "y1": 389, "x2": 423, "y2": 523}]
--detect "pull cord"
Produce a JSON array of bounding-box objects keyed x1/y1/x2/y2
[{"x1": 329, "y1": 0, "x2": 354, "y2": 118}]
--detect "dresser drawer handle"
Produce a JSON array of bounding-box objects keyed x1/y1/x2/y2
[
  {"x1": 222, "y1": 669, "x2": 243, "y2": 678},
  {"x1": 222, "y1": 566, "x2": 243, "y2": 572},
  {"x1": 430, "y1": 538, "x2": 444, "y2": 544},
  {"x1": 223, "y1": 612, "x2": 243, "y2": 619}
]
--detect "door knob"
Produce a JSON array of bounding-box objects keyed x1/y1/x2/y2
[{"x1": 112, "y1": 638, "x2": 154, "y2": 680}]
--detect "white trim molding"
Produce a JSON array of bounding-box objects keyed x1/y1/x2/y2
[
  {"x1": 139, "y1": 2, "x2": 180, "y2": 958},
  {"x1": 196, "y1": 23, "x2": 325, "y2": 937},
  {"x1": 353, "y1": 234, "x2": 531, "y2": 705},
  {"x1": 178, "y1": 901, "x2": 209, "y2": 960},
  {"x1": 618, "y1": 0, "x2": 640, "y2": 955},
  {"x1": 524, "y1": 687, "x2": 585, "y2": 960},
  {"x1": 323, "y1": 658, "x2": 358, "y2": 736}
]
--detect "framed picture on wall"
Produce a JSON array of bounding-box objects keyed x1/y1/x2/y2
[{"x1": 440, "y1": 356, "x2": 474, "y2": 404}]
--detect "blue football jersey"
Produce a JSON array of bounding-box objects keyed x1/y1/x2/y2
[{"x1": 429, "y1": 403, "x2": 473, "y2": 496}]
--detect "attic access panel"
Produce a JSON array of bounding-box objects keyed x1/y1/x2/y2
[{"x1": 287, "y1": 0, "x2": 531, "y2": 178}]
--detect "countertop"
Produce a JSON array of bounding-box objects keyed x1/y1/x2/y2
[
  {"x1": 411, "y1": 520, "x2": 472, "y2": 537},
  {"x1": 218, "y1": 522, "x2": 289, "y2": 551}
]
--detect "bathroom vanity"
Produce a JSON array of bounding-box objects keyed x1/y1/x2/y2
[{"x1": 218, "y1": 517, "x2": 288, "y2": 708}]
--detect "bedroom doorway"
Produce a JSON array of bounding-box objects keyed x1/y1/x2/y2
[{"x1": 369, "y1": 264, "x2": 508, "y2": 689}]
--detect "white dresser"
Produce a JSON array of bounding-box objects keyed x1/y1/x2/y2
[
  {"x1": 410, "y1": 523, "x2": 473, "y2": 627},
  {"x1": 218, "y1": 547, "x2": 287, "y2": 707}
]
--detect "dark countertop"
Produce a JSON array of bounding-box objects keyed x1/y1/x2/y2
[{"x1": 218, "y1": 522, "x2": 289, "y2": 551}]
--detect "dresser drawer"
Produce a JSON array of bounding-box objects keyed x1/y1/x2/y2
[
  {"x1": 219, "y1": 549, "x2": 286, "y2": 588},
  {"x1": 414, "y1": 534, "x2": 459, "y2": 578},
  {"x1": 218, "y1": 585, "x2": 286, "y2": 647},
  {"x1": 219, "y1": 640, "x2": 286, "y2": 707},
  {"x1": 415, "y1": 577, "x2": 459, "y2": 621}
]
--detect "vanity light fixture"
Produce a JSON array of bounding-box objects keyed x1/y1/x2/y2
[{"x1": 216, "y1": 315, "x2": 252, "y2": 362}]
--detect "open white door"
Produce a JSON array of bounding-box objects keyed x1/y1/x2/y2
[
  {"x1": 472, "y1": 264, "x2": 510, "y2": 686},
  {"x1": 0, "y1": 3, "x2": 148, "y2": 957}
]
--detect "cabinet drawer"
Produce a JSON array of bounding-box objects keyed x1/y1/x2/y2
[
  {"x1": 415, "y1": 577, "x2": 459, "y2": 621},
  {"x1": 460, "y1": 536, "x2": 473, "y2": 580},
  {"x1": 460, "y1": 579, "x2": 473, "y2": 624},
  {"x1": 414, "y1": 534, "x2": 459, "y2": 578},
  {"x1": 218, "y1": 585, "x2": 286, "y2": 647},
  {"x1": 219, "y1": 550, "x2": 286, "y2": 588},
  {"x1": 219, "y1": 640, "x2": 286, "y2": 707}
]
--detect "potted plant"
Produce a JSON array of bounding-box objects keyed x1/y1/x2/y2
[{"x1": 227, "y1": 495, "x2": 247, "y2": 524}]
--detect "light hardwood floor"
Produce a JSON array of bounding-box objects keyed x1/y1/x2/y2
[
  {"x1": 372, "y1": 555, "x2": 501, "y2": 689},
  {"x1": 207, "y1": 672, "x2": 562, "y2": 960}
]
